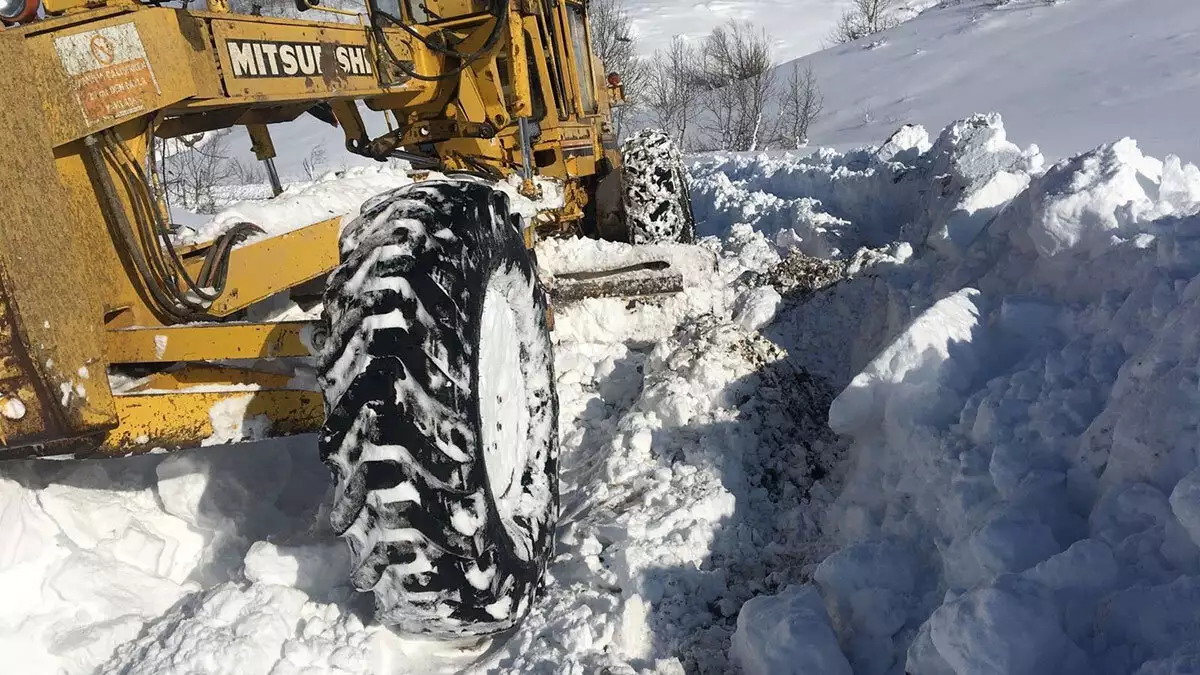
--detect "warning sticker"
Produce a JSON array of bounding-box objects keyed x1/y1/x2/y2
[{"x1": 55, "y1": 23, "x2": 160, "y2": 125}]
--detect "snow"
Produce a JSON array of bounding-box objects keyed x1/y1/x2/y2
[
  {"x1": 5, "y1": 0, "x2": 1200, "y2": 671},
  {"x1": 785, "y1": 0, "x2": 1200, "y2": 163},
  {"x1": 729, "y1": 584, "x2": 851, "y2": 675},
  {"x1": 628, "y1": 0, "x2": 936, "y2": 63},
  {"x1": 173, "y1": 165, "x2": 561, "y2": 248}
]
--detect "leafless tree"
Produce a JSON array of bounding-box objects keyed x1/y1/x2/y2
[
  {"x1": 233, "y1": 158, "x2": 265, "y2": 184},
  {"x1": 162, "y1": 130, "x2": 238, "y2": 214},
  {"x1": 301, "y1": 145, "x2": 328, "y2": 180},
  {"x1": 694, "y1": 20, "x2": 776, "y2": 152},
  {"x1": 588, "y1": 0, "x2": 649, "y2": 137},
  {"x1": 830, "y1": 0, "x2": 901, "y2": 44},
  {"x1": 772, "y1": 63, "x2": 824, "y2": 149},
  {"x1": 644, "y1": 36, "x2": 702, "y2": 148}
]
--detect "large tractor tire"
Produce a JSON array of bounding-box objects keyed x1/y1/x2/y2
[
  {"x1": 317, "y1": 179, "x2": 559, "y2": 638},
  {"x1": 619, "y1": 129, "x2": 696, "y2": 244}
]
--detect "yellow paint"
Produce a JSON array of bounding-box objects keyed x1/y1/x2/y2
[
  {"x1": 107, "y1": 321, "x2": 317, "y2": 363},
  {"x1": 0, "y1": 0, "x2": 621, "y2": 456}
]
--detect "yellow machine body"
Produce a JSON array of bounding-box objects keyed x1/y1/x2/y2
[{"x1": 0, "y1": 0, "x2": 624, "y2": 458}]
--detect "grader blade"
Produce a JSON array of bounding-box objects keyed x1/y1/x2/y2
[{"x1": 546, "y1": 259, "x2": 685, "y2": 303}]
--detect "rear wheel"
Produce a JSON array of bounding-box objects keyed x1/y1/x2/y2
[
  {"x1": 619, "y1": 129, "x2": 696, "y2": 244},
  {"x1": 317, "y1": 179, "x2": 559, "y2": 637}
]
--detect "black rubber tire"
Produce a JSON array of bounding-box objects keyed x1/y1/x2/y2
[
  {"x1": 317, "y1": 178, "x2": 559, "y2": 638},
  {"x1": 620, "y1": 128, "x2": 697, "y2": 244}
]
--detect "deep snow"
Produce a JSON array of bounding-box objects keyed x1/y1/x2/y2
[
  {"x1": 698, "y1": 113, "x2": 1200, "y2": 674},
  {"x1": 0, "y1": 199, "x2": 846, "y2": 673},
  {"x1": 9, "y1": 109, "x2": 1200, "y2": 673},
  {"x1": 788, "y1": 0, "x2": 1200, "y2": 163},
  {"x1": 5, "y1": 0, "x2": 1200, "y2": 671}
]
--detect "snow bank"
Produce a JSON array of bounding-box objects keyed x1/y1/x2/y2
[
  {"x1": 720, "y1": 113, "x2": 1200, "y2": 674},
  {"x1": 690, "y1": 114, "x2": 1043, "y2": 258}
]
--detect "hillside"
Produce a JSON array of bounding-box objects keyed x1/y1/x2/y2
[{"x1": 792, "y1": 0, "x2": 1200, "y2": 161}]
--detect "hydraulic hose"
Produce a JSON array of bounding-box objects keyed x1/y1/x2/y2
[{"x1": 371, "y1": 0, "x2": 509, "y2": 82}]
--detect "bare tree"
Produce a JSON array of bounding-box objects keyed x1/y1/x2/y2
[
  {"x1": 644, "y1": 36, "x2": 702, "y2": 148},
  {"x1": 588, "y1": 0, "x2": 649, "y2": 137},
  {"x1": 694, "y1": 20, "x2": 776, "y2": 152},
  {"x1": 233, "y1": 158, "x2": 265, "y2": 184},
  {"x1": 772, "y1": 63, "x2": 824, "y2": 149},
  {"x1": 830, "y1": 0, "x2": 900, "y2": 44},
  {"x1": 301, "y1": 145, "x2": 328, "y2": 180},
  {"x1": 162, "y1": 130, "x2": 239, "y2": 214}
]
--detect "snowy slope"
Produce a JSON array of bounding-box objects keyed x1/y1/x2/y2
[
  {"x1": 791, "y1": 0, "x2": 1200, "y2": 162},
  {"x1": 628, "y1": 0, "x2": 938, "y2": 62},
  {"x1": 628, "y1": 0, "x2": 850, "y2": 62}
]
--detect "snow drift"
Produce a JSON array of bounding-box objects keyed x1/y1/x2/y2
[{"x1": 702, "y1": 113, "x2": 1200, "y2": 674}]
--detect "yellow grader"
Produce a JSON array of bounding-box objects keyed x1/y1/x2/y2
[{"x1": 0, "y1": 0, "x2": 695, "y2": 638}]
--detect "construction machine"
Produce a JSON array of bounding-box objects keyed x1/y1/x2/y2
[{"x1": 0, "y1": 0, "x2": 695, "y2": 638}]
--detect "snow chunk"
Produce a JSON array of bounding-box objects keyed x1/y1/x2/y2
[
  {"x1": 1, "y1": 397, "x2": 26, "y2": 420},
  {"x1": 920, "y1": 113, "x2": 1039, "y2": 255},
  {"x1": 0, "y1": 476, "x2": 59, "y2": 571},
  {"x1": 730, "y1": 585, "x2": 852, "y2": 675},
  {"x1": 829, "y1": 288, "x2": 983, "y2": 435},
  {"x1": 203, "y1": 395, "x2": 271, "y2": 446},
  {"x1": 876, "y1": 124, "x2": 931, "y2": 163},
  {"x1": 921, "y1": 576, "x2": 1086, "y2": 675},
  {"x1": 814, "y1": 539, "x2": 920, "y2": 639},
  {"x1": 98, "y1": 582, "x2": 309, "y2": 675},
  {"x1": 1022, "y1": 138, "x2": 1200, "y2": 259},
  {"x1": 732, "y1": 286, "x2": 782, "y2": 332},
  {"x1": 38, "y1": 465, "x2": 205, "y2": 584},
  {"x1": 243, "y1": 541, "x2": 351, "y2": 598}
]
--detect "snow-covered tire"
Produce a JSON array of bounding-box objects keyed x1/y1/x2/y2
[
  {"x1": 317, "y1": 179, "x2": 559, "y2": 638},
  {"x1": 620, "y1": 128, "x2": 696, "y2": 244}
]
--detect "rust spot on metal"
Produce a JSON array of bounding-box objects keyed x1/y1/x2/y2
[{"x1": 319, "y1": 39, "x2": 348, "y2": 90}]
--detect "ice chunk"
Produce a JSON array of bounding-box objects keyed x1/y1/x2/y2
[{"x1": 729, "y1": 585, "x2": 852, "y2": 675}]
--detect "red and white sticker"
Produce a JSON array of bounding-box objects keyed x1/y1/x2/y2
[{"x1": 55, "y1": 23, "x2": 161, "y2": 125}]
